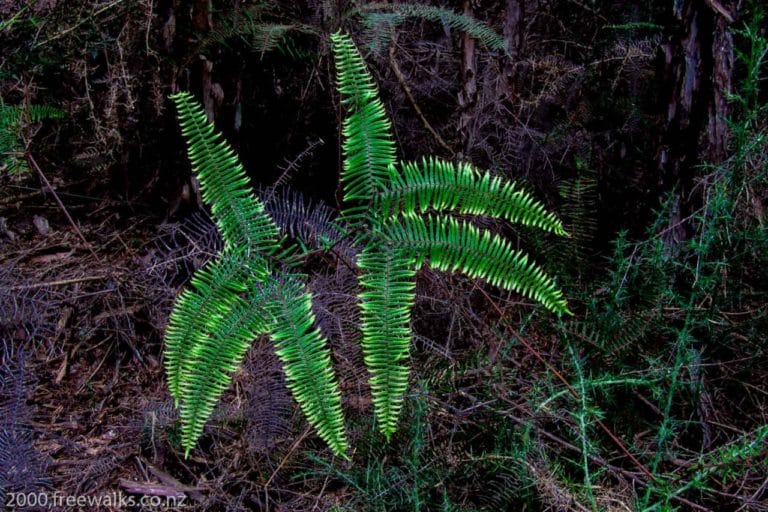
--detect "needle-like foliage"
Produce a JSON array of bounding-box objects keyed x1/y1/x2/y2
[{"x1": 0, "y1": 103, "x2": 64, "y2": 175}]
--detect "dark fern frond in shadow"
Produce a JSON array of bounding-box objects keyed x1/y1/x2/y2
[
  {"x1": 1, "y1": 343, "x2": 36, "y2": 429},
  {"x1": 558, "y1": 161, "x2": 598, "y2": 264},
  {"x1": 201, "y1": 3, "x2": 316, "y2": 60},
  {"x1": 0, "y1": 345, "x2": 50, "y2": 504},
  {"x1": 0, "y1": 429, "x2": 51, "y2": 503},
  {"x1": 309, "y1": 264, "x2": 370, "y2": 411},
  {"x1": 243, "y1": 345, "x2": 293, "y2": 456},
  {"x1": 260, "y1": 187, "x2": 346, "y2": 252},
  {"x1": 358, "y1": 2, "x2": 505, "y2": 54},
  {"x1": 150, "y1": 211, "x2": 222, "y2": 289},
  {"x1": 309, "y1": 265, "x2": 361, "y2": 347}
]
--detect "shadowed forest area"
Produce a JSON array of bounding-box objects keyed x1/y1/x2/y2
[{"x1": 1, "y1": 0, "x2": 767, "y2": 510}]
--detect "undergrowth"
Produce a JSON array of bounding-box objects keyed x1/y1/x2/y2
[{"x1": 306, "y1": 4, "x2": 768, "y2": 510}]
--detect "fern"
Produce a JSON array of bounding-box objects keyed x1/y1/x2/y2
[
  {"x1": 173, "y1": 92, "x2": 281, "y2": 258},
  {"x1": 165, "y1": 33, "x2": 569, "y2": 454},
  {"x1": 358, "y1": 2, "x2": 505, "y2": 53},
  {"x1": 358, "y1": 246, "x2": 417, "y2": 438},
  {"x1": 330, "y1": 30, "x2": 397, "y2": 228},
  {"x1": 380, "y1": 215, "x2": 569, "y2": 314},
  {"x1": 0, "y1": 103, "x2": 64, "y2": 175},
  {"x1": 260, "y1": 187, "x2": 345, "y2": 251},
  {"x1": 164, "y1": 248, "x2": 253, "y2": 402},
  {"x1": 377, "y1": 158, "x2": 568, "y2": 236},
  {"x1": 166, "y1": 92, "x2": 347, "y2": 457},
  {"x1": 266, "y1": 278, "x2": 348, "y2": 455},
  {"x1": 176, "y1": 275, "x2": 273, "y2": 454},
  {"x1": 331, "y1": 31, "x2": 570, "y2": 437},
  {"x1": 200, "y1": 2, "x2": 316, "y2": 59}
]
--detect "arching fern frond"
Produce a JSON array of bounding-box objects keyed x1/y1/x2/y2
[
  {"x1": 164, "y1": 248, "x2": 252, "y2": 404},
  {"x1": 330, "y1": 31, "x2": 397, "y2": 227},
  {"x1": 177, "y1": 279, "x2": 273, "y2": 457},
  {"x1": 266, "y1": 279, "x2": 348, "y2": 456},
  {"x1": 167, "y1": 92, "x2": 348, "y2": 458},
  {"x1": 377, "y1": 158, "x2": 568, "y2": 236},
  {"x1": 171, "y1": 91, "x2": 281, "y2": 261},
  {"x1": 357, "y1": 246, "x2": 417, "y2": 438},
  {"x1": 359, "y1": 3, "x2": 505, "y2": 53},
  {"x1": 380, "y1": 215, "x2": 571, "y2": 315}
]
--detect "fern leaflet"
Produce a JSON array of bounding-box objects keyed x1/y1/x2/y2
[{"x1": 377, "y1": 158, "x2": 568, "y2": 236}]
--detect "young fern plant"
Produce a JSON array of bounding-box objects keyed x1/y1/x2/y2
[
  {"x1": 165, "y1": 92, "x2": 347, "y2": 458},
  {"x1": 329, "y1": 31, "x2": 570, "y2": 438},
  {"x1": 164, "y1": 33, "x2": 570, "y2": 458}
]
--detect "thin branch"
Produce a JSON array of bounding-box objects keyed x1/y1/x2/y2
[
  {"x1": 389, "y1": 37, "x2": 454, "y2": 157},
  {"x1": 472, "y1": 282, "x2": 657, "y2": 483},
  {"x1": 703, "y1": 0, "x2": 735, "y2": 23},
  {"x1": 2, "y1": 275, "x2": 109, "y2": 291},
  {"x1": 27, "y1": 152, "x2": 98, "y2": 260}
]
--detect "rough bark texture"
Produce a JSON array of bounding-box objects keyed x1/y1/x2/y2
[
  {"x1": 502, "y1": 0, "x2": 525, "y2": 99},
  {"x1": 660, "y1": 0, "x2": 734, "y2": 244},
  {"x1": 708, "y1": 1, "x2": 735, "y2": 162}
]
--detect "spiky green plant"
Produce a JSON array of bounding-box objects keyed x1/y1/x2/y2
[{"x1": 330, "y1": 30, "x2": 570, "y2": 439}]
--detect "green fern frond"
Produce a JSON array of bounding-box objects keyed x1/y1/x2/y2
[
  {"x1": 164, "y1": 248, "x2": 251, "y2": 403},
  {"x1": 559, "y1": 162, "x2": 598, "y2": 253},
  {"x1": 177, "y1": 278, "x2": 274, "y2": 456},
  {"x1": 358, "y1": 246, "x2": 418, "y2": 438},
  {"x1": 266, "y1": 279, "x2": 348, "y2": 456},
  {"x1": 376, "y1": 158, "x2": 568, "y2": 236},
  {"x1": 206, "y1": 18, "x2": 315, "y2": 59},
  {"x1": 359, "y1": 3, "x2": 505, "y2": 53},
  {"x1": 0, "y1": 103, "x2": 64, "y2": 126},
  {"x1": 167, "y1": 92, "x2": 347, "y2": 458},
  {"x1": 171, "y1": 91, "x2": 281, "y2": 260},
  {"x1": 380, "y1": 215, "x2": 571, "y2": 315},
  {"x1": 330, "y1": 31, "x2": 397, "y2": 226},
  {"x1": 0, "y1": 103, "x2": 64, "y2": 175}
]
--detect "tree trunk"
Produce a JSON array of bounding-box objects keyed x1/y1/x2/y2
[
  {"x1": 659, "y1": 0, "x2": 735, "y2": 245},
  {"x1": 502, "y1": 0, "x2": 525, "y2": 100}
]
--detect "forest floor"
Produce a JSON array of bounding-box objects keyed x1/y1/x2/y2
[{"x1": 2, "y1": 1, "x2": 768, "y2": 511}]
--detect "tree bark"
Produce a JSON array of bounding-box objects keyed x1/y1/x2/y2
[
  {"x1": 502, "y1": 0, "x2": 525, "y2": 99},
  {"x1": 659, "y1": 0, "x2": 735, "y2": 245}
]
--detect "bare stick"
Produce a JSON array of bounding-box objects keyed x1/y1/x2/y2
[
  {"x1": 27, "y1": 152, "x2": 99, "y2": 260},
  {"x1": 389, "y1": 38, "x2": 454, "y2": 157},
  {"x1": 2, "y1": 275, "x2": 109, "y2": 291}
]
